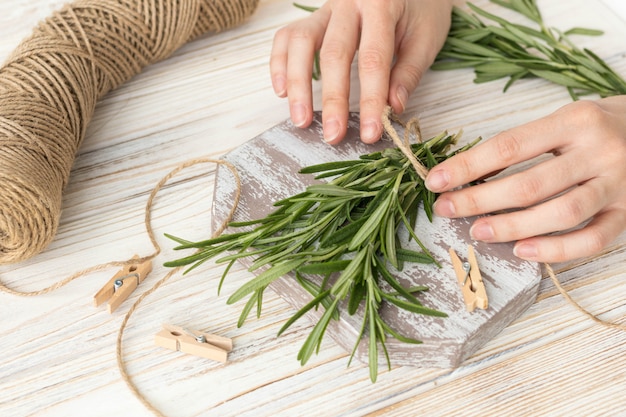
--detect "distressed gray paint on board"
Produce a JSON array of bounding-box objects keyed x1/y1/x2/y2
[{"x1": 212, "y1": 112, "x2": 542, "y2": 368}]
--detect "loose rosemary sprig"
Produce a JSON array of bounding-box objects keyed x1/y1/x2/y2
[
  {"x1": 165, "y1": 132, "x2": 480, "y2": 382},
  {"x1": 433, "y1": 0, "x2": 626, "y2": 99}
]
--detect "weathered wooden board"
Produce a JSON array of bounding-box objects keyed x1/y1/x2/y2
[{"x1": 212, "y1": 112, "x2": 541, "y2": 368}]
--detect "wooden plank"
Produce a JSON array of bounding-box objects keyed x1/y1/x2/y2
[{"x1": 0, "y1": 0, "x2": 624, "y2": 416}]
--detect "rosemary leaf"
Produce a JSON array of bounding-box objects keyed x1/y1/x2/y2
[
  {"x1": 237, "y1": 289, "x2": 260, "y2": 327},
  {"x1": 227, "y1": 259, "x2": 306, "y2": 304},
  {"x1": 292, "y1": 2, "x2": 318, "y2": 13},
  {"x1": 297, "y1": 297, "x2": 340, "y2": 364},
  {"x1": 528, "y1": 69, "x2": 592, "y2": 89},
  {"x1": 564, "y1": 27, "x2": 603, "y2": 37},
  {"x1": 396, "y1": 248, "x2": 435, "y2": 264},
  {"x1": 296, "y1": 259, "x2": 352, "y2": 275},
  {"x1": 348, "y1": 190, "x2": 392, "y2": 250},
  {"x1": 299, "y1": 160, "x2": 363, "y2": 173},
  {"x1": 435, "y1": 0, "x2": 626, "y2": 97},
  {"x1": 277, "y1": 289, "x2": 332, "y2": 336},
  {"x1": 381, "y1": 293, "x2": 448, "y2": 317}
]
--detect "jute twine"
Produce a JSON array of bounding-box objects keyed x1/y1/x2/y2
[
  {"x1": 0, "y1": 0, "x2": 259, "y2": 265},
  {"x1": 0, "y1": 1, "x2": 622, "y2": 407},
  {"x1": 0, "y1": 1, "x2": 254, "y2": 414},
  {"x1": 112, "y1": 157, "x2": 241, "y2": 417}
]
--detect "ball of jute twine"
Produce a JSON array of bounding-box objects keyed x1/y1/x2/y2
[{"x1": 0, "y1": 0, "x2": 259, "y2": 265}]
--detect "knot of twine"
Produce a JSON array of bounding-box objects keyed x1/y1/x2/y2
[
  {"x1": 0, "y1": 0, "x2": 259, "y2": 265},
  {"x1": 381, "y1": 106, "x2": 430, "y2": 180}
]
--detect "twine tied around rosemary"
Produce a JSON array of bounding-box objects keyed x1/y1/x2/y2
[{"x1": 381, "y1": 106, "x2": 430, "y2": 181}]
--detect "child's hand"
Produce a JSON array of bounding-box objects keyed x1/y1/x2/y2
[
  {"x1": 426, "y1": 97, "x2": 626, "y2": 263},
  {"x1": 270, "y1": 0, "x2": 452, "y2": 144}
]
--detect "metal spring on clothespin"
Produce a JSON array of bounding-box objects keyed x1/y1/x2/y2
[{"x1": 93, "y1": 256, "x2": 153, "y2": 313}]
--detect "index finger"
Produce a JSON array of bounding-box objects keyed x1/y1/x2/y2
[
  {"x1": 425, "y1": 114, "x2": 564, "y2": 192},
  {"x1": 357, "y1": 4, "x2": 399, "y2": 143}
]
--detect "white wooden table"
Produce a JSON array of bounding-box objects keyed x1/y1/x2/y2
[{"x1": 1, "y1": 1, "x2": 625, "y2": 416}]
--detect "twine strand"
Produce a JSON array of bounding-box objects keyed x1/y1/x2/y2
[
  {"x1": 545, "y1": 263, "x2": 626, "y2": 331},
  {"x1": 117, "y1": 268, "x2": 180, "y2": 417},
  {"x1": 0, "y1": 262, "x2": 128, "y2": 296},
  {"x1": 381, "y1": 106, "x2": 429, "y2": 180},
  {"x1": 114, "y1": 158, "x2": 241, "y2": 417}
]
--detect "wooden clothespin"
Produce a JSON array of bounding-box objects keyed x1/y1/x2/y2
[
  {"x1": 155, "y1": 324, "x2": 233, "y2": 363},
  {"x1": 449, "y1": 245, "x2": 488, "y2": 312},
  {"x1": 93, "y1": 256, "x2": 152, "y2": 313}
]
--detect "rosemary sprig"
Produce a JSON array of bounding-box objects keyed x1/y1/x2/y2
[
  {"x1": 433, "y1": 0, "x2": 626, "y2": 99},
  {"x1": 165, "y1": 132, "x2": 480, "y2": 382}
]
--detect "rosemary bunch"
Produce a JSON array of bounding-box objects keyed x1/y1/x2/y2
[
  {"x1": 165, "y1": 132, "x2": 480, "y2": 382},
  {"x1": 433, "y1": 0, "x2": 626, "y2": 99}
]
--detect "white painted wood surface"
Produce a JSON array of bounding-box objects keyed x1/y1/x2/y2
[
  {"x1": 211, "y1": 113, "x2": 543, "y2": 368},
  {"x1": 0, "y1": 1, "x2": 624, "y2": 416}
]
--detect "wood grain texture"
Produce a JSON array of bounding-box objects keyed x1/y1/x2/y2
[
  {"x1": 0, "y1": 0, "x2": 624, "y2": 416},
  {"x1": 212, "y1": 112, "x2": 541, "y2": 368}
]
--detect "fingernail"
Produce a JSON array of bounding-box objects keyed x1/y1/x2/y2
[
  {"x1": 396, "y1": 85, "x2": 408, "y2": 112},
  {"x1": 324, "y1": 118, "x2": 340, "y2": 142},
  {"x1": 470, "y1": 222, "x2": 494, "y2": 241},
  {"x1": 433, "y1": 198, "x2": 456, "y2": 217},
  {"x1": 514, "y1": 243, "x2": 538, "y2": 259},
  {"x1": 274, "y1": 75, "x2": 286, "y2": 97},
  {"x1": 425, "y1": 169, "x2": 450, "y2": 191},
  {"x1": 361, "y1": 120, "x2": 379, "y2": 143},
  {"x1": 292, "y1": 104, "x2": 307, "y2": 127}
]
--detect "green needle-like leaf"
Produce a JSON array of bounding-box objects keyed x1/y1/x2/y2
[
  {"x1": 348, "y1": 191, "x2": 392, "y2": 250},
  {"x1": 297, "y1": 298, "x2": 340, "y2": 365},
  {"x1": 227, "y1": 259, "x2": 305, "y2": 304},
  {"x1": 434, "y1": 1, "x2": 626, "y2": 97}
]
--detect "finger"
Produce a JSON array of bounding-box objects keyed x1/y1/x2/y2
[
  {"x1": 512, "y1": 207, "x2": 626, "y2": 263},
  {"x1": 388, "y1": 6, "x2": 451, "y2": 113},
  {"x1": 318, "y1": 4, "x2": 360, "y2": 144},
  {"x1": 270, "y1": 27, "x2": 290, "y2": 98},
  {"x1": 286, "y1": 30, "x2": 315, "y2": 128},
  {"x1": 387, "y1": 39, "x2": 430, "y2": 115},
  {"x1": 425, "y1": 115, "x2": 566, "y2": 193},
  {"x1": 356, "y1": 5, "x2": 398, "y2": 143},
  {"x1": 279, "y1": 11, "x2": 330, "y2": 129},
  {"x1": 467, "y1": 177, "x2": 609, "y2": 244},
  {"x1": 433, "y1": 151, "x2": 595, "y2": 218}
]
